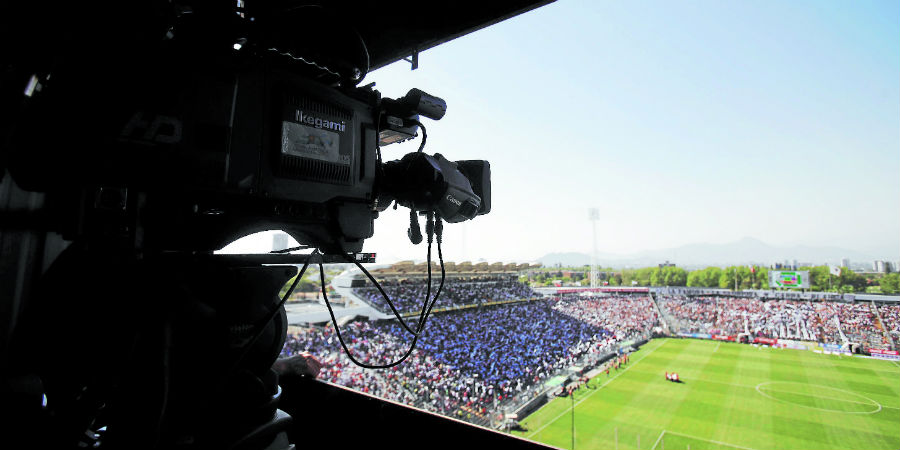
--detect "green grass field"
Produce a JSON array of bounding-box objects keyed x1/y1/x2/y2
[{"x1": 513, "y1": 338, "x2": 900, "y2": 450}]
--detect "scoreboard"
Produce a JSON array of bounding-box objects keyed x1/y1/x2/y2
[{"x1": 769, "y1": 270, "x2": 810, "y2": 289}]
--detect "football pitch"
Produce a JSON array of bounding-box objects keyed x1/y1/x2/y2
[{"x1": 512, "y1": 338, "x2": 900, "y2": 450}]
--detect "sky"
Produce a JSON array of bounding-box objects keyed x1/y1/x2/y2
[{"x1": 220, "y1": 0, "x2": 900, "y2": 264}]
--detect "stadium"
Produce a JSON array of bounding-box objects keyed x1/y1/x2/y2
[
  {"x1": 2, "y1": 1, "x2": 897, "y2": 449},
  {"x1": 279, "y1": 261, "x2": 900, "y2": 449}
]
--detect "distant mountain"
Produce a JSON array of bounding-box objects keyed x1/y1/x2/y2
[
  {"x1": 537, "y1": 252, "x2": 595, "y2": 267},
  {"x1": 537, "y1": 237, "x2": 887, "y2": 269}
]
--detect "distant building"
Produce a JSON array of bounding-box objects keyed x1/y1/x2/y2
[
  {"x1": 658, "y1": 261, "x2": 675, "y2": 268},
  {"x1": 873, "y1": 260, "x2": 893, "y2": 273},
  {"x1": 841, "y1": 258, "x2": 850, "y2": 268},
  {"x1": 273, "y1": 233, "x2": 289, "y2": 252},
  {"x1": 772, "y1": 260, "x2": 803, "y2": 270}
]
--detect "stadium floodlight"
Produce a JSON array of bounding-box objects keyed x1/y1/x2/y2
[{"x1": 589, "y1": 208, "x2": 600, "y2": 288}]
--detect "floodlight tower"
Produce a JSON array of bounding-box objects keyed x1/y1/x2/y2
[{"x1": 589, "y1": 208, "x2": 600, "y2": 288}]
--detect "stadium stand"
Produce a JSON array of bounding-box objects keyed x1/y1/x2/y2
[
  {"x1": 655, "y1": 293, "x2": 895, "y2": 349},
  {"x1": 280, "y1": 269, "x2": 898, "y2": 430},
  {"x1": 349, "y1": 262, "x2": 538, "y2": 314},
  {"x1": 352, "y1": 277, "x2": 536, "y2": 314},
  {"x1": 879, "y1": 304, "x2": 900, "y2": 348},
  {"x1": 281, "y1": 298, "x2": 629, "y2": 427},
  {"x1": 551, "y1": 294, "x2": 659, "y2": 340}
]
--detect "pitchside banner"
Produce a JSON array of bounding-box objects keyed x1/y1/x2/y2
[
  {"x1": 822, "y1": 343, "x2": 851, "y2": 355},
  {"x1": 868, "y1": 349, "x2": 900, "y2": 361},
  {"x1": 777, "y1": 339, "x2": 815, "y2": 351},
  {"x1": 769, "y1": 271, "x2": 810, "y2": 289},
  {"x1": 677, "y1": 332, "x2": 712, "y2": 339}
]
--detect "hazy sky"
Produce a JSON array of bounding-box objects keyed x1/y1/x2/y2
[{"x1": 221, "y1": 0, "x2": 900, "y2": 264}]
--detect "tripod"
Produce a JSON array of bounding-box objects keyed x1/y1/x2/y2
[{"x1": 8, "y1": 243, "x2": 298, "y2": 450}]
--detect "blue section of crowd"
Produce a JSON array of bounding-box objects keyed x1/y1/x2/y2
[{"x1": 282, "y1": 290, "x2": 658, "y2": 423}]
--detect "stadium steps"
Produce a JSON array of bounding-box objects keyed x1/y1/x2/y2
[
  {"x1": 648, "y1": 292, "x2": 670, "y2": 333},
  {"x1": 870, "y1": 301, "x2": 896, "y2": 351}
]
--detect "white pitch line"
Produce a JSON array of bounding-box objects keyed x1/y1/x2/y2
[
  {"x1": 675, "y1": 376, "x2": 899, "y2": 411},
  {"x1": 714, "y1": 342, "x2": 720, "y2": 353},
  {"x1": 757, "y1": 385, "x2": 884, "y2": 410},
  {"x1": 662, "y1": 429, "x2": 758, "y2": 450},
  {"x1": 651, "y1": 429, "x2": 667, "y2": 450},
  {"x1": 526, "y1": 339, "x2": 668, "y2": 439}
]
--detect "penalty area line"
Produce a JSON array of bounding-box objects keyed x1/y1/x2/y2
[
  {"x1": 662, "y1": 429, "x2": 758, "y2": 450},
  {"x1": 526, "y1": 339, "x2": 668, "y2": 439}
]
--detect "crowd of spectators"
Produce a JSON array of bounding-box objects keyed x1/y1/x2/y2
[
  {"x1": 656, "y1": 296, "x2": 762, "y2": 336},
  {"x1": 280, "y1": 297, "x2": 636, "y2": 423},
  {"x1": 834, "y1": 302, "x2": 885, "y2": 349},
  {"x1": 551, "y1": 294, "x2": 659, "y2": 340},
  {"x1": 352, "y1": 276, "x2": 536, "y2": 314},
  {"x1": 754, "y1": 300, "x2": 839, "y2": 343},
  {"x1": 657, "y1": 295, "x2": 894, "y2": 349},
  {"x1": 878, "y1": 304, "x2": 900, "y2": 347}
]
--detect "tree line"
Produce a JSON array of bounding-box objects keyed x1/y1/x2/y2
[{"x1": 524, "y1": 265, "x2": 900, "y2": 294}]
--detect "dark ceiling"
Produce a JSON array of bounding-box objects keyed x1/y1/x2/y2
[
  {"x1": 346, "y1": 1, "x2": 556, "y2": 71},
  {"x1": 1, "y1": 1, "x2": 555, "y2": 76}
]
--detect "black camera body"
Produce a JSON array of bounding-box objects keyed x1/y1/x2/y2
[{"x1": 6, "y1": 4, "x2": 489, "y2": 255}]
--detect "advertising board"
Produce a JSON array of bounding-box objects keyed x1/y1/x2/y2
[
  {"x1": 776, "y1": 339, "x2": 814, "y2": 351},
  {"x1": 823, "y1": 343, "x2": 851, "y2": 355},
  {"x1": 867, "y1": 349, "x2": 900, "y2": 361},
  {"x1": 677, "y1": 333, "x2": 712, "y2": 339}
]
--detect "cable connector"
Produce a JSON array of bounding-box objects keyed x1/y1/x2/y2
[
  {"x1": 434, "y1": 214, "x2": 443, "y2": 244},
  {"x1": 425, "y1": 211, "x2": 435, "y2": 244},
  {"x1": 407, "y1": 209, "x2": 422, "y2": 244}
]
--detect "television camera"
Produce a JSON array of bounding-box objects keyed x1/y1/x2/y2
[
  {"x1": 0, "y1": 2, "x2": 502, "y2": 449},
  {"x1": 5, "y1": 3, "x2": 490, "y2": 255}
]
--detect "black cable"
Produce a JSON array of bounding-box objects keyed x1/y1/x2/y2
[
  {"x1": 410, "y1": 119, "x2": 427, "y2": 153},
  {"x1": 417, "y1": 212, "x2": 435, "y2": 331},
  {"x1": 318, "y1": 260, "x2": 421, "y2": 369},
  {"x1": 264, "y1": 4, "x2": 370, "y2": 85},
  {"x1": 319, "y1": 255, "x2": 445, "y2": 370},
  {"x1": 347, "y1": 16, "x2": 370, "y2": 84},
  {"x1": 328, "y1": 216, "x2": 447, "y2": 369},
  {"x1": 374, "y1": 108, "x2": 389, "y2": 211},
  {"x1": 341, "y1": 254, "x2": 421, "y2": 336},
  {"x1": 419, "y1": 215, "x2": 446, "y2": 331},
  {"x1": 407, "y1": 209, "x2": 422, "y2": 244},
  {"x1": 375, "y1": 109, "x2": 384, "y2": 167}
]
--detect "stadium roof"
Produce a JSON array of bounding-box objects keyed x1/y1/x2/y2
[{"x1": 362, "y1": 261, "x2": 536, "y2": 276}]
